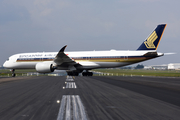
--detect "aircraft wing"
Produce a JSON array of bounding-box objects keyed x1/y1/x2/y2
[{"x1": 53, "y1": 45, "x2": 80, "y2": 70}]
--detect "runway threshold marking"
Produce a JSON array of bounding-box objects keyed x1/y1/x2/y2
[
  {"x1": 66, "y1": 82, "x2": 77, "y2": 88},
  {"x1": 57, "y1": 95, "x2": 88, "y2": 120}
]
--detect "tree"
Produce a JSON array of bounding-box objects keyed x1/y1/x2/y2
[{"x1": 135, "y1": 64, "x2": 144, "y2": 69}]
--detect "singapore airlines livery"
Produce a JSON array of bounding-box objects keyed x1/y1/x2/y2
[{"x1": 3, "y1": 24, "x2": 166, "y2": 77}]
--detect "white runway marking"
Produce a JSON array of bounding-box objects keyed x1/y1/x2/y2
[
  {"x1": 66, "y1": 95, "x2": 71, "y2": 120},
  {"x1": 66, "y1": 76, "x2": 74, "y2": 81},
  {"x1": 66, "y1": 82, "x2": 77, "y2": 88},
  {"x1": 57, "y1": 95, "x2": 88, "y2": 120},
  {"x1": 57, "y1": 96, "x2": 66, "y2": 120}
]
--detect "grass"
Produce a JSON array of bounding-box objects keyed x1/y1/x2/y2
[
  {"x1": 0, "y1": 69, "x2": 37, "y2": 77},
  {"x1": 93, "y1": 69, "x2": 180, "y2": 77},
  {"x1": 1, "y1": 69, "x2": 180, "y2": 77}
]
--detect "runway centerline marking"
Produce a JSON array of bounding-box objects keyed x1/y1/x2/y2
[{"x1": 57, "y1": 95, "x2": 88, "y2": 120}]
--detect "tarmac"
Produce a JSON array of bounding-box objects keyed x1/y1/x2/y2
[{"x1": 0, "y1": 76, "x2": 180, "y2": 120}]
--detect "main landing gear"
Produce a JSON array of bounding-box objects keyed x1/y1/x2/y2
[
  {"x1": 67, "y1": 72, "x2": 79, "y2": 76},
  {"x1": 67, "y1": 70, "x2": 93, "y2": 76},
  {"x1": 11, "y1": 69, "x2": 16, "y2": 77},
  {"x1": 82, "y1": 71, "x2": 93, "y2": 76}
]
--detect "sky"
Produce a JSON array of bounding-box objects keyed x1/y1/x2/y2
[{"x1": 0, "y1": 0, "x2": 179, "y2": 66}]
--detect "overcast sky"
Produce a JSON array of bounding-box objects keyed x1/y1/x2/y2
[{"x1": 0, "y1": 0, "x2": 179, "y2": 66}]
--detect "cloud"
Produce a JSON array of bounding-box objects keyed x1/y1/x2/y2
[
  {"x1": 0, "y1": 2, "x2": 30, "y2": 24},
  {"x1": 119, "y1": 0, "x2": 161, "y2": 3},
  {"x1": 0, "y1": 0, "x2": 180, "y2": 65},
  {"x1": 31, "y1": 0, "x2": 53, "y2": 17},
  {"x1": 34, "y1": 0, "x2": 51, "y2": 6}
]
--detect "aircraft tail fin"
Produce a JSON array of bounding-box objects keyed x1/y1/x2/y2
[{"x1": 137, "y1": 24, "x2": 167, "y2": 50}]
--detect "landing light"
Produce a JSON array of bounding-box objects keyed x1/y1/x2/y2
[{"x1": 57, "y1": 100, "x2": 60, "y2": 103}]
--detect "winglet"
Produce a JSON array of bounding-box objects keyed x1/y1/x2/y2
[
  {"x1": 137, "y1": 24, "x2": 167, "y2": 50},
  {"x1": 60, "y1": 45, "x2": 67, "y2": 52}
]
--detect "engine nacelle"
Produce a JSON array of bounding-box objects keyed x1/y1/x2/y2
[{"x1": 35, "y1": 62, "x2": 55, "y2": 73}]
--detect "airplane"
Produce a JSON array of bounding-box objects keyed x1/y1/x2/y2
[{"x1": 3, "y1": 24, "x2": 167, "y2": 77}]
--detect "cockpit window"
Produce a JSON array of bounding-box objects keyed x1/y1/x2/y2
[{"x1": 6, "y1": 59, "x2": 9, "y2": 61}]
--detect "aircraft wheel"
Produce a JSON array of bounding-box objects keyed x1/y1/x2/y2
[
  {"x1": 88, "y1": 72, "x2": 93, "y2": 76},
  {"x1": 89, "y1": 72, "x2": 93, "y2": 76},
  {"x1": 67, "y1": 72, "x2": 79, "y2": 76},
  {"x1": 12, "y1": 73, "x2": 16, "y2": 77},
  {"x1": 82, "y1": 72, "x2": 93, "y2": 76},
  {"x1": 11, "y1": 69, "x2": 16, "y2": 77},
  {"x1": 82, "y1": 72, "x2": 87, "y2": 76},
  {"x1": 74, "y1": 72, "x2": 79, "y2": 76}
]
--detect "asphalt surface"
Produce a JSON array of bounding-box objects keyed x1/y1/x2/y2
[{"x1": 0, "y1": 76, "x2": 180, "y2": 120}]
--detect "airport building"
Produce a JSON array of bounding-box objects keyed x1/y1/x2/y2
[
  {"x1": 144, "y1": 63, "x2": 180, "y2": 70},
  {"x1": 168, "y1": 63, "x2": 180, "y2": 70}
]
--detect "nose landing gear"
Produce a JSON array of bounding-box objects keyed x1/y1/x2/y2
[{"x1": 11, "y1": 69, "x2": 16, "y2": 77}]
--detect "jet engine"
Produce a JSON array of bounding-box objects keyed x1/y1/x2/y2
[{"x1": 35, "y1": 62, "x2": 55, "y2": 73}]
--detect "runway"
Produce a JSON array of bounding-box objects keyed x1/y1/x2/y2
[{"x1": 0, "y1": 76, "x2": 180, "y2": 120}]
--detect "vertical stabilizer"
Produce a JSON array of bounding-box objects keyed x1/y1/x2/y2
[{"x1": 137, "y1": 24, "x2": 166, "y2": 50}]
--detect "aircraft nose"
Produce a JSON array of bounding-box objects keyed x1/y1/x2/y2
[
  {"x1": 3, "y1": 61, "x2": 11, "y2": 68},
  {"x1": 3, "y1": 61, "x2": 7, "y2": 68}
]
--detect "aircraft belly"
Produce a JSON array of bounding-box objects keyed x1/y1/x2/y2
[
  {"x1": 12, "y1": 62, "x2": 36, "y2": 69},
  {"x1": 96, "y1": 62, "x2": 129, "y2": 68},
  {"x1": 78, "y1": 62, "x2": 130, "y2": 70}
]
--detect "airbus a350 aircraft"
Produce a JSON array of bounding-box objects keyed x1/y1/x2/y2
[{"x1": 3, "y1": 24, "x2": 167, "y2": 77}]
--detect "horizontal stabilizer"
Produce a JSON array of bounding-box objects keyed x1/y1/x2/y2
[
  {"x1": 143, "y1": 52, "x2": 158, "y2": 56},
  {"x1": 164, "y1": 53, "x2": 176, "y2": 55}
]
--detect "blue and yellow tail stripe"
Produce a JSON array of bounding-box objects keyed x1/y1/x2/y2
[{"x1": 137, "y1": 24, "x2": 167, "y2": 50}]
